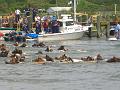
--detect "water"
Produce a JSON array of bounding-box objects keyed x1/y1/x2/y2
[{"x1": 0, "y1": 38, "x2": 120, "y2": 90}]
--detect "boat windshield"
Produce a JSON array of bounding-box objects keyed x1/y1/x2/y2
[{"x1": 66, "y1": 21, "x2": 74, "y2": 26}]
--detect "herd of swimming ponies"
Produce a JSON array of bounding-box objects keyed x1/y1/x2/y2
[{"x1": 0, "y1": 42, "x2": 120, "y2": 64}]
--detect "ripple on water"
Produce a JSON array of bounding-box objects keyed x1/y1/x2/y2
[{"x1": 0, "y1": 39, "x2": 120, "y2": 90}]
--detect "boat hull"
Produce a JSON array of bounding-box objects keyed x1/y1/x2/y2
[
  {"x1": 0, "y1": 28, "x2": 16, "y2": 34},
  {"x1": 0, "y1": 30, "x2": 13, "y2": 34},
  {"x1": 37, "y1": 31, "x2": 84, "y2": 42}
]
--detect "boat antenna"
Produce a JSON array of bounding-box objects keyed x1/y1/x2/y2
[
  {"x1": 115, "y1": 4, "x2": 117, "y2": 15},
  {"x1": 56, "y1": 0, "x2": 59, "y2": 19}
]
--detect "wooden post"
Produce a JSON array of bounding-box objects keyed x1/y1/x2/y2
[
  {"x1": 27, "y1": 16, "x2": 32, "y2": 33},
  {"x1": 88, "y1": 27, "x2": 92, "y2": 38},
  {"x1": 106, "y1": 15, "x2": 111, "y2": 39},
  {"x1": 9, "y1": 16, "x2": 13, "y2": 28},
  {"x1": 96, "y1": 15, "x2": 101, "y2": 38},
  {"x1": 106, "y1": 22, "x2": 110, "y2": 38},
  {"x1": 17, "y1": 23, "x2": 20, "y2": 31},
  {"x1": 0, "y1": 18, "x2": 2, "y2": 27},
  {"x1": 0, "y1": 16, "x2": 2, "y2": 27}
]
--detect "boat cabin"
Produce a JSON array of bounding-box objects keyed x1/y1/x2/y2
[
  {"x1": 58, "y1": 14, "x2": 84, "y2": 33},
  {"x1": 58, "y1": 14, "x2": 74, "y2": 27}
]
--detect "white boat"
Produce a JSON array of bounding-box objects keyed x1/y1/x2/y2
[
  {"x1": 37, "y1": 0, "x2": 91, "y2": 42},
  {"x1": 38, "y1": 31, "x2": 84, "y2": 42},
  {"x1": 37, "y1": 17, "x2": 91, "y2": 42}
]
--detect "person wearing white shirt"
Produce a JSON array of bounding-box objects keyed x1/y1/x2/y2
[
  {"x1": 35, "y1": 15, "x2": 40, "y2": 22},
  {"x1": 15, "y1": 9, "x2": 21, "y2": 23}
]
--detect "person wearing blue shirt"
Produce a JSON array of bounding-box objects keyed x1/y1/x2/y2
[
  {"x1": 114, "y1": 22, "x2": 120, "y2": 39},
  {"x1": 35, "y1": 21, "x2": 41, "y2": 34}
]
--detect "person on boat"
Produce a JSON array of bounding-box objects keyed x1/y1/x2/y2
[
  {"x1": 15, "y1": 9, "x2": 21, "y2": 23},
  {"x1": 51, "y1": 20, "x2": 60, "y2": 33},
  {"x1": 114, "y1": 22, "x2": 120, "y2": 39},
  {"x1": 35, "y1": 21, "x2": 41, "y2": 34},
  {"x1": 48, "y1": 19, "x2": 52, "y2": 33},
  {"x1": 43, "y1": 19, "x2": 49, "y2": 33}
]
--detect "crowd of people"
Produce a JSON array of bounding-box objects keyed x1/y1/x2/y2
[{"x1": 1, "y1": 7, "x2": 60, "y2": 35}]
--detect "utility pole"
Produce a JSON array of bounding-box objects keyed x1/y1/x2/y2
[
  {"x1": 115, "y1": 4, "x2": 117, "y2": 15},
  {"x1": 56, "y1": 0, "x2": 59, "y2": 19}
]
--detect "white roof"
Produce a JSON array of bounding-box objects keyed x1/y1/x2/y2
[{"x1": 47, "y1": 7, "x2": 72, "y2": 13}]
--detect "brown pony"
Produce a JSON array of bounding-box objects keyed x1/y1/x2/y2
[
  {"x1": 5, "y1": 54, "x2": 19, "y2": 64},
  {"x1": 45, "y1": 46, "x2": 53, "y2": 52},
  {"x1": 32, "y1": 42, "x2": 46, "y2": 47},
  {"x1": 58, "y1": 45, "x2": 68, "y2": 51},
  {"x1": 107, "y1": 56, "x2": 120, "y2": 63},
  {"x1": 32, "y1": 56, "x2": 45, "y2": 64},
  {"x1": 0, "y1": 44, "x2": 9, "y2": 57},
  {"x1": 55, "y1": 54, "x2": 73, "y2": 63}
]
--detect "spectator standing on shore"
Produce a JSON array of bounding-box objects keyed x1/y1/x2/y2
[
  {"x1": 32, "y1": 8, "x2": 38, "y2": 22},
  {"x1": 22, "y1": 23, "x2": 29, "y2": 34},
  {"x1": 15, "y1": 9, "x2": 21, "y2": 23},
  {"x1": 51, "y1": 20, "x2": 60, "y2": 33},
  {"x1": 43, "y1": 18, "x2": 49, "y2": 33},
  {"x1": 114, "y1": 22, "x2": 120, "y2": 39}
]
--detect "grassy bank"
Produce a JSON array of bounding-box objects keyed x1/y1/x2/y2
[{"x1": 0, "y1": 0, "x2": 120, "y2": 15}]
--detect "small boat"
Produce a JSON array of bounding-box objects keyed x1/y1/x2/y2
[{"x1": 0, "y1": 27, "x2": 16, "y2": 34}]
